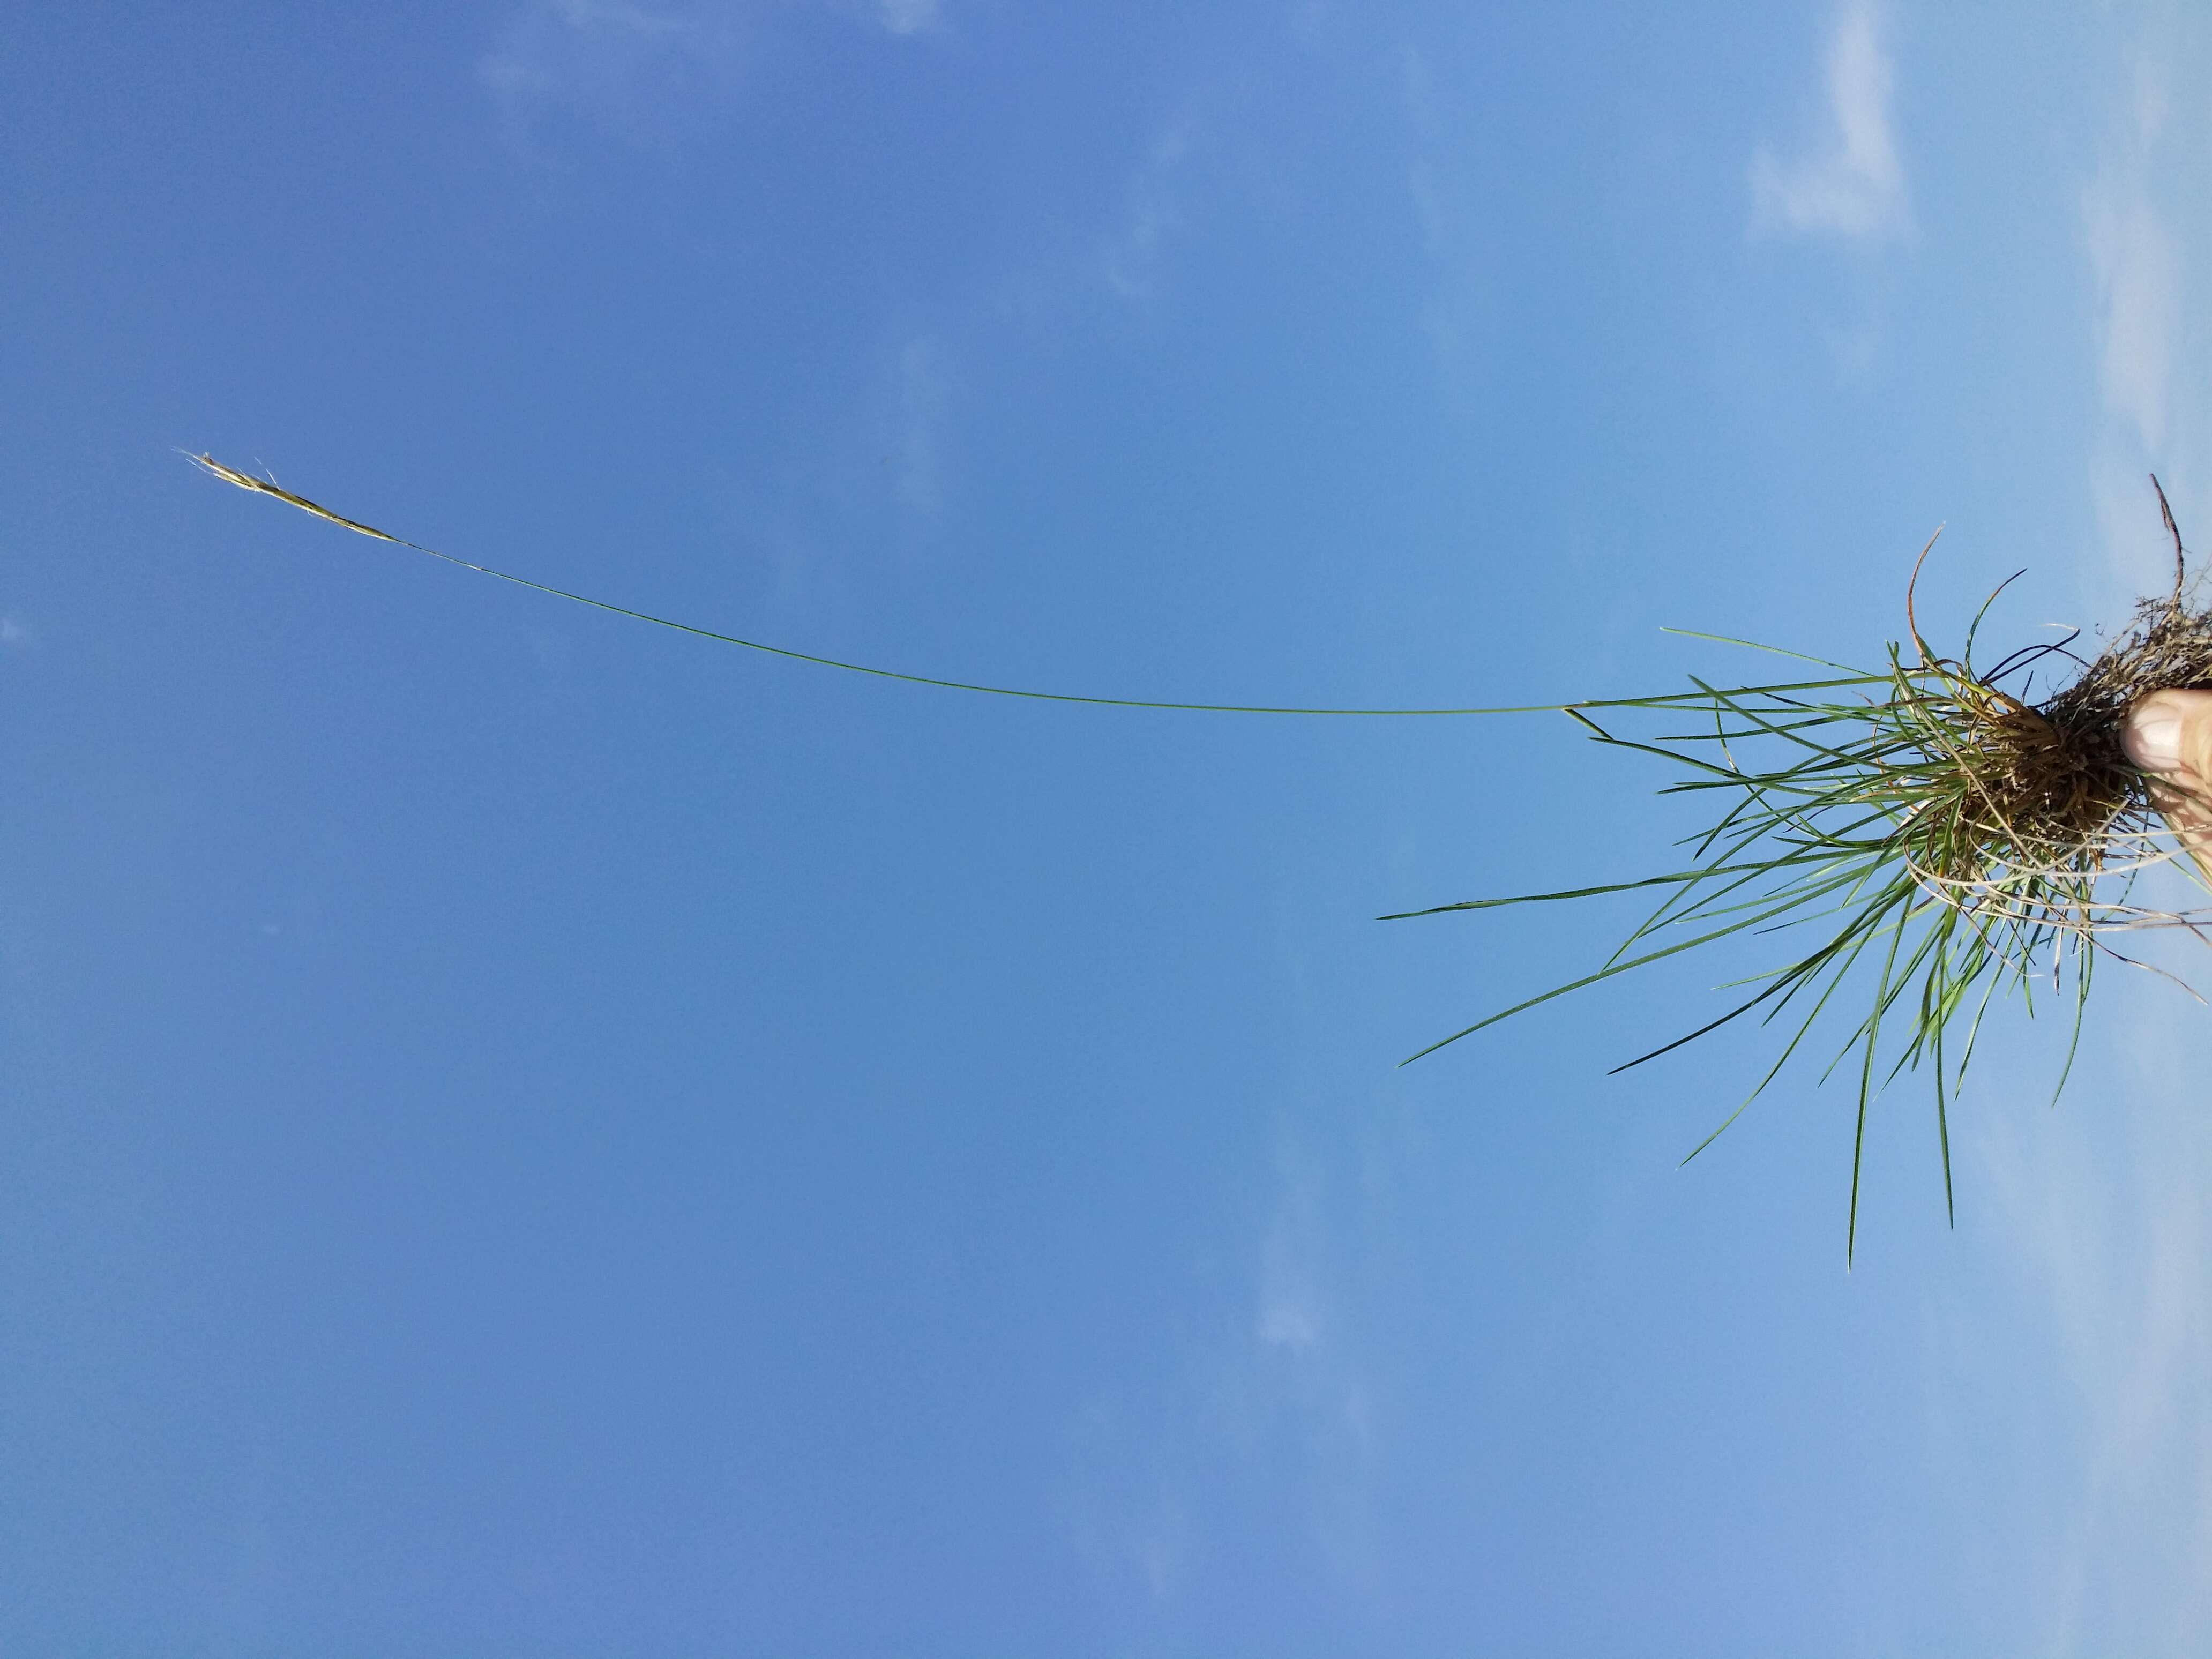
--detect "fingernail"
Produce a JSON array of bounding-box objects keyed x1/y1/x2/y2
[{"x1": 2125, "y1": 709, "x2": 2184, "y2": 773}]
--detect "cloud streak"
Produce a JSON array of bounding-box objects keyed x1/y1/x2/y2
[
  {"x1": 482, "y1": 1, "x2": 742, "y2": 129},
  {"x1": 886, "y1": 334, "x2": 953, "y2": 521},
  {"x1": 869, "y1": 0, "x2": 939, "y2": 36},
  {"x1": 483, "y1": 0, "x2": 942, "y2": 127},
  {"x1": 1956, "y1": 985, "x2": 2212, "y2": 1654},
  {"x1": 2081, "y1": 57, "x2": 2175, "y2": 461},
  {"x1": 1099, "y1": 115, "x2": 1198, "y2": 305},
  {"x1": 1749, "y1": 1, "x2": 1909, "y2": 241},
  {"x1": 2076, "y1": 19, "x2": 2212, "y2": 611}
]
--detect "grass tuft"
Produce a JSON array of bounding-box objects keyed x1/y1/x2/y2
[{"x1": 1387, "y1": 486, "x2": 2212, "y2": 1262}]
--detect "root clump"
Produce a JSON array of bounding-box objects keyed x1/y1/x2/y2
[{"x1": 1923, "y1": 586, "x2": 2212, "y2": 886}]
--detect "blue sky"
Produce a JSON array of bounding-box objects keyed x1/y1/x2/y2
[{"x1": 8, "y1": 2, "x2": 2212, "y2": 1653}]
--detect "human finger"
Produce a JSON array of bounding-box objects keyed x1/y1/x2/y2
[{"x1": 2123, "y1": 688, "x2": 2212, "y2": 885}]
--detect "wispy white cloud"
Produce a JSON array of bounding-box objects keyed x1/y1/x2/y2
[
  {"x1": 1288, "y1": 0, "x2": 1332, "y2": 46},
  {"x1": 2077, "y1": 31, "x2": 2212, "y2": 610},
  {"x1": 1257, "y1": 1158, "x2": 1327, "y2": 1355},
  {"x1": 1059, "y1": 1131, "x2": 1386, "y2": 1613},
  {"x1": 1954, "y1": 985, "x2": 2212, "y2": 1654},
  {"x1": 868, "y1": 0, "x2": 939, "y2": 36},
  {"x1": 1243, "y1": 1139, "x2": 1381, "y2": 1584},
  {"x1": 2082, "y1": 57, "x2": 2174, "y2": 462},
  {"x1": 1397, "y1": 46, "x2": 1447, "y2": 253},
  {"x1": 1062, "y1": 1395, "x2": 1201, "y2": 1604},
  {"x1": 885, "y1": 334, "x2": 954, "y2": 520},
  {"x1": 482, "y1": 1, "x2": 744, "y2": 130},
  {"x1": 1099, "y1": 115, "x2": 1198, "y2": 305},
  {"x1": 483, "y1": 0, "x2": 943, "y2": 127},
  {"x1": 1749, "y1": 1, "x2": 1910, "y2": 242},
  {"x1": 1395, "y1": 45, "x2": 1502, "y2": 369}
]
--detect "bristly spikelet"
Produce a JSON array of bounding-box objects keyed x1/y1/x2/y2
[{"x1": 1394, "y1": 484, "x2": 2212, "y2": 1262}]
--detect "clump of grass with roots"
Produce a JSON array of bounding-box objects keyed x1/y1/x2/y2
[
  {"x1": 1389, "y1": 487, "x2": 2212, "y2": 1257},
  {"x1": 191, "y1": 455, "x2": 2212, "y2": 1260}
]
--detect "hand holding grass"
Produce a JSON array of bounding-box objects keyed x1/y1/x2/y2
[{"x1": 2125, "y1": 689, "x2": 2212, "y2": 883}]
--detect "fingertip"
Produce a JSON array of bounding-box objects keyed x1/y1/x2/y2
[
  {"x1": 2125, "y1": 702, "x2": 2185, "y2": 773},
  {"x1": 2124, "y1": 688, "x2": 2212, "y2": 775}
]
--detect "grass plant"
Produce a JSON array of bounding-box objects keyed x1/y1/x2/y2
[
  {"x1": 1388, "y1": 489, "x2": 2212, "y2": 1259},
  {"x1": 191, "y1": 454, "x2": 2212, "y2": 1259}
]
